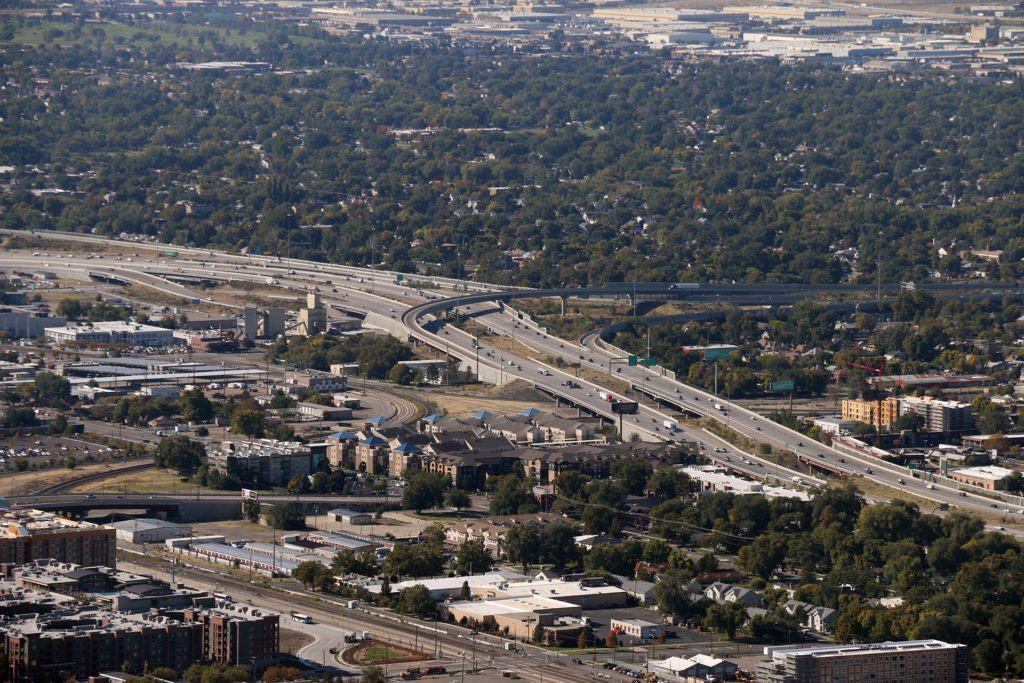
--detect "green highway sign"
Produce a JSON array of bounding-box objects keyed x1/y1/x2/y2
[
  {"x1": 396, "y1": 274, "x2": 404, "y2": 282},
  {"x1": 771, "y1": 381, "x2": 795, "y2": 392},
  {"x1": 628, "y1": 355, "x2": 638, "y2": 366},
  {"x1": 704, "y1": 348, "x2": 731, "y2": 360},
  {"x1": 640, "y1": 357, "x2": 657, "y2": 366}
]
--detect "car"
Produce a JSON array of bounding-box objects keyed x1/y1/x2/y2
[
  {"x1": 995, "y1": 525, "x2": 1006, "y2": 531},
  {"x1": 865, "y1": 467, "x2": 873, "y2": 474},
  {"x1": 839, "y1": 458, "x2": 846, "y2": 462},
  {"x1": 898, "y1": 478, "x2": 906, "y2": 484},
  {"x1": 926, "y1": 483, "x2": 936, "y2": 490},
  {"x1": 573, "y1": 659, "x2": 584, "y2": 665},
  {"x1": 991, "y1": 503, "x2": 999, "y2": 508},
  {"x1": 797, "y1": 441, "x2": 804, "y2": 447},
  {"x1": 959, "y1": 492, "x2": 967, "y2": 497}
]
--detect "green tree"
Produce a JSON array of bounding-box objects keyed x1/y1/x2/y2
[
  {"x1": 539, "y1": 522, "x2": 578, "y2": 568},
  {"x1": 704, "y1": 601, "x2": 747, "y2": 640},
  {"x1": 33, "y1": 371, "x2": 71, "y2": 403},
  {"x1": 263, "y1": 504, "x2": 305, "y2": 531},
  {"x1": 181, "y1": 388, "x2": 214, "y2": 423},
  {"x1": 294, "y1": 560, "x2": 325, "y2": 589},
  {"x1": 489, "y1": 476, "x2": 536, "y2": 515},
  {"x1": 361, "y1": 666, "x2": 386, "y2": 683},
  {"x1": 737, "y1": 534, "x2": 787, "y2": 580},
  {"x1": 231, "y1": 408, "x2": 265, "y2": 438},
  {"x1": 444, "y1": 487, "x2": 472, "y2": 511},
  {"x1": 652, "y1": 567, "x2": 695, "y2": 616},
  {"x1": 611, "y1": 457, "x2": 653, "y2": 496},
  {"x1": 394, "y1": 584, "x2": 436, "y2": 618},
  {"x1": 4, "y1": 405, "x2": 39, "y2": 427},
  {"x1": 454, "y1": 539, "x2": 494, "y2": 574},
  {"x1": 401, "y1": 470, "x2": 449, "y2": 513},
  {"x1": 153, "y1": 436, "x2": 205, "y2": 474},
  {"x1": 503, "y1": 523, "x2": 539, "y2": 573}
]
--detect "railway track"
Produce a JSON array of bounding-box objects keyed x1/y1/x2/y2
[{"x1": 34, "y1": 460, "x2": 154, "y2": 496}]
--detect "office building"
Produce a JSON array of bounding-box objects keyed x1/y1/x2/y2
[{"x1": 45, "y1": 321, "x2": 174, "y2": 347}]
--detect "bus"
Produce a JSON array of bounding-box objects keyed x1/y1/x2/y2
[
  {"x1": 213, "y1": 592, "x2": 231, "y2": 602},
  {"x1": 291, "y1": 612, "x2": 312, "y2": 624}
]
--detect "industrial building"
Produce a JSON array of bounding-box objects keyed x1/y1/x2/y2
[
  {"x1": 107, "y1": 518, "x2": 193, "y2": 544},
  {"x1": 0, "y1": 509, "x2": 116, "y2": 568},
  {"x1": 756, "y1": 640, "x2": 969, "y2": 683}
]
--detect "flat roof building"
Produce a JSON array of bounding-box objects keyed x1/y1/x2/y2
[
  {"x1": 107, "y1": 518, "x2": 193, "y2": 544},
  {"x1": 45, "y1": 321, "x2": 175, "y2": 347},
  {"x1": 948, "y1": 465, "x2": 1016, "y2": 490},
  {"x1": 756, "y1": 640, "x2": 969, "y2": 683}
]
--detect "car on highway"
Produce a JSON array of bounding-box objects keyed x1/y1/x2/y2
[
  {"x1": 898, "y1": 478, "x2": 906, "y2": 484},
  {"x1": 995, "y1": 525, "x2": 1005, "y2": 531}
]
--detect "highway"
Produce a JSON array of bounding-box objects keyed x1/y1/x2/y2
[{"x1": 2, "y1": 230, "x2": 1020, "y2": 529}]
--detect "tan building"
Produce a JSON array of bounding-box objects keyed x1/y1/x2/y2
[
  {"x1": 483, "y1": 576, "x2": 628, "y2": 609},
  {"x1": 948, "y1": 465, "x2": 1016, "y2": 490},
  {"x1": 442, "y1": 596, "x2": 580, "y2": 640},
  {"x1": 0, "y1": 509, "x2": 116, "y2": 568},
  {"x1": 841, "y1": 397, "x2": 900, "y2": 428}
]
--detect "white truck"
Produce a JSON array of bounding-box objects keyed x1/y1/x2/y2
[
  {"x1": 713, "y1": 403, "x2": 726, "y2": 411},
  {"x1": 598, "y1": 391, "x2": 614, "y2": 402},
  {"x1": 662, "y1": 420, "x2": 678, "y2": 432}
]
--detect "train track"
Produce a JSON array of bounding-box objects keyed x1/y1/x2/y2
[{"x1": 34, "y1": 460, "x2": 154, "y2": 496}]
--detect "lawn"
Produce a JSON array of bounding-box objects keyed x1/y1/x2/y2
[{"x1": 361, "y1": 646, "x2": 408, "y2": 663}]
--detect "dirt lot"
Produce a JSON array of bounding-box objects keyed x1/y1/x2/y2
[{"x1": 0, "y1": 460, "x2": 133, "y2": 498}]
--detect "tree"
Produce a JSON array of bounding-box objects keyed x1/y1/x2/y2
[
  {"x1": 540, "y1": 522, "x2": 578, "y2": 568},
  {"x1": 33, "y1": 371, "x2": 71, "y2": 402},
  {"x1": 704, "y1": 601, "x2": 747, "y2": 640},
  {"x1": 263, "y1": 667, "x2": 303, "y2": 683},
  {"x1": 4, "y1": 405, "x2": 38, "y2": 427},
  {"x1": 490, "y1": 476, "x2": 536, "y2": 515},
  {"x1": 181, "y1": 388, "x2": 214, "y2": 423},
  {"x1": 647, "y1": 467, "x2": 695, "y2": 500},
  {"x1": 388, "y1": 363, "x2": 414, "y2": 385},
  {"x1": 737, "y1": 534, "x2": 787, "y2": 580},
  {"x1": 605, "y1": 630, "x2": 618, "y2": 648},
  {"x1": 577, "y1": 625, "x2": 593, "y2": 649},
  {"x1": 402, "y1": 470, "x2": 449, "y2": 513},
  {"x1": 242, "y1": 498, "x2": 261, "y2": 523},
  {"x1": 503, "y1": 524, "x2": 539, "y2": 573},
  {"x1": 294, "y1": 560, "x2": 325, "y2": 589},
  {"x1": 652, "y1": 568, "x2": 695, "y2": 616},
  {"x1": 231, "y1": 408, "x2": 265, "y2": 438},
  {"x1": 533, "y1": 621, "x2": 546, "y2": 644},
  {"x1": 154, "y1": 436, "x2": 205, "y2": 474},
  {"x1": 611, "y1": 457, "x2": 653, "y2": 496},
  {"x1": 581, "y1": 505, "x2": 615, "y2": 534},
  {"x1": 454, "y1": 539, "x2": 494, "y2": 574},
  {"x1": 332, "y1": 547, "x2": 378, "y2": 576},
  {"x1": 395, "y1": 584, "x2": 436, "y2": 618},
  {"x1": 361, "y1": 666, "x2": 386, "y2": 683},
  {"x1": 445, "y1": 487, "x2": 472, "y2": 511},
  {"x1": 48, "y1": 412, "x2": 69, "y2": 435},
  {"x1": 263, "y1": 504, "x2": 306, "y2": 531}
]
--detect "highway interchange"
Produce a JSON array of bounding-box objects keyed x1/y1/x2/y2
[{"x1": 5, "y1": 229, "x2": 1019, "y2": 527}]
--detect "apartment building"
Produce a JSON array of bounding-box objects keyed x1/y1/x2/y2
[
  {"x1": 756, "y1": 640, "x2": 969, "y2": 683},
  {"x1": 0, "y1": 509, "x2": 116, "y2": 568},
  {"x1": 841, "y1": 397, "x2": 901, "y2": 428}
]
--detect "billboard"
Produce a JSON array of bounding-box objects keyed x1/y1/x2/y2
[
  {"x1": 242, "y1": 489, "x2": 259, "y2": 500},
  {"x1": 612, "y1": 401, "x2": 640, "y2": 415}
]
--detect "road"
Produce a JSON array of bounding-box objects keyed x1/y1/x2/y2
[{"x1": 3, "y1": 231, "x2": 1020, "y2": 526}]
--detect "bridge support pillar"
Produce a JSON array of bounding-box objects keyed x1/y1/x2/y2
[
  {"x1": 577, "y1": 406, "x2": 582, "y2": 418},
  {"x1": 560, "y1": 296, "x2": 567, "y2": 317}
]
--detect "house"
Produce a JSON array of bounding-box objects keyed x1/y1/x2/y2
[
  {"x1": 783, "y1": 599, "x2": 840, "y2": 633},
  {"x1": 703, "y1": 583, "x2": 763, "y2": 607}
]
